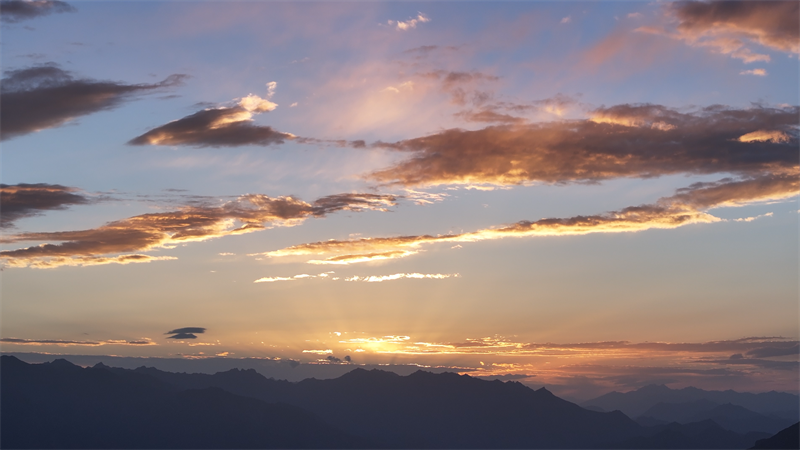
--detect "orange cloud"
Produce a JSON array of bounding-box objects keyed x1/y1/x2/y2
[
  {"x1": 1, "y1": 193, "x2": 396, "y2": 269},
  {"x1": 129, "y1": 84, "x2": 293, "y2": 147},
  {"x1": 669, "y1": 1, "x2": 799, "y2": 55},
  {"x1": 258, "y1": 173, "x2": 798, "y2": 261},
  {"x1": 369, "y1": 104, "x2": 797, "y2": 188}
]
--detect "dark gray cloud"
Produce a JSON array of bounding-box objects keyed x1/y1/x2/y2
[
  {"x1": 166, "y1": 327, "x2": 206, "y2": 340},
  {"x1": 0, "y1": 64, "x2": 187, "y2": 140},
  {"x1": 128, "y1": 106, "x2": 293, "y2": 148},
  {"x1": 1, "y1": 183, "x2": 90, "y2": 228},
  {"x1": 369, "y1": 104, "x2": 798, "y2": 187},
  {"x1": 0, "y1": 0, "x2": 75, "y2": 23},
  {"x1": 166, "y1": 327, "x2": 206, "y2": 335}
]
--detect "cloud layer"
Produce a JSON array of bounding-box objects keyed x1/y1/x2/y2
[
  {"x1": 1, "y1": 183, "x2": 90, "y2": 228},
  {"x1": 1, "y1": 192, "x2": 397, "y2": 268},
  {"x1": 369, "y1": 104, "x2": 798, "y2": 187},
  {"x1": 259, "y1": 173, "x2": 798, "y2": 263},
  {"x1": 1, "y1": 65, "x2": 187, "y2": 140}
]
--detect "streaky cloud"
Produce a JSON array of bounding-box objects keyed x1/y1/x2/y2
[
  {"x1": 0, "y1": 337, "x2": 156, "y2": 346},
  {"x1": 0, "y1": 64, "x2": 187, "y2": 140},
  {"x1": 258, "y1": 173, "x2": 798, "y2": 261},
  {"x1": 0, "y1": 183, "x2": 90, "y2": 228},
  {"x1": 0, "y1": 192, "x2": 396, "y2": 269}
]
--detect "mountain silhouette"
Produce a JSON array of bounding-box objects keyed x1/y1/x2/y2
[
  {"x1": 0, "y1": 355, "x2": 371, "y2": 448},
  {"x1": 750, "y1": 422, "x2": 800, "y2": 449},
  {"x1": 1, "y1": 355, "x2": 788, "y2": 449},
  {"x1": 114, "y1": 364, "x2": 644, "y2": 448}
]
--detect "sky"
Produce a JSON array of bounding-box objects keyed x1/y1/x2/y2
[{"x1": 1, "y1": 0, "x2": 798, "y2": 401}]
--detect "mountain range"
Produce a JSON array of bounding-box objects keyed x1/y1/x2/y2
[{"x1": 2, "y1": 356, "x2": 796, "y2": 449}]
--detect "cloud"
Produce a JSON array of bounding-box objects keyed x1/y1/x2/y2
[
  {"x1": 0, "y1": 337, "x2": 156, "y2": 346},
  {"x1": 166, "y1": 327, "x2": 206, "y2": 340},
  {"x1": 638, "y1": 1, "x2": 799, "y2": 64},
  {"x1": 1, "y1": 192, "x2": 397, "y2": 268},
  {"x1": 670, "y1": 1, "x2": 799, "y2": 55},
  {"x1": 560, "y1": 16, "x2": 571, "y2": 24},
  {"x1": 746, "y1": 344, "x2": 800, "y2": 358},
  {"x1": 128, "y1": 85, "x2": 297, "y2": 147},
  {"x1": 417, "y1": 70, "x2": 500, "y2": 106},
  {"x1": 344, "y1": 273, "x2": 459, "y2": 282},
  {"x1": 368, "y1": 104, "x2": 798, "y2": 188},
  {"x1": 259, "y1": 173, "x2": 798, "y2": 261},
  {"x1": 0, "y1": 64, "x2": 187, "y2": 140},
  {"x1": 455, "y1": 94, "x2": 582, "y2": 124},
  {"x1": 253, "y1": 271, "x2": 457, "y2": 283},
  {"x1": 387, "y1": 12, "x2": 429, "y2": 31},
  {"x1": 307, "y1": 250, "x2": 418, "y2": 265},
  {"x1": 0, "y1": 0, "x2": 75, "y2": 23},
  {"x1": 739, "y1": 68, "x2": 767, "y2": 76},
  {"x1": 0, "y1": 183, "x2": 90, "y2": 228},
  {"x1": 254, "y1": 272, "x2": 334, "y2": 283},
  {"x1": 5, "y1": 254, "x2": 178, "y2": 269}
]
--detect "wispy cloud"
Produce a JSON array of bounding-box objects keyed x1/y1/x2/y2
[
  {"x1": 344, "y1": 273, "x2": 458, "y2": 282},
  {"x1": 254, "y1": 271, "x2": 457, "y2": 283},
  {"x1": 1, "y1": 65, "x2": 187, "y2": 140},
  {"x1": 387, "y1": 12, "x2": 430, "y2": 31},
  {"x1": 0, "y1": 337, "x2": 156, "y2": 346},
  {"x1": 740, "y1": 68, "x2": 767, "y2": 76}
]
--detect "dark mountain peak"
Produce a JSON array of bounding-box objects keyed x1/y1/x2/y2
[
  {"x1": 408, "y1": 369, "x2": 462, "y2": 379},
  {"x1": 45, "y1": 358, "x2": 80, "y2": 370},
  {"x1": 0, "y1": 354, "x2": 26, "y2": 366},
  {"x1": 536, "y1": 386, "x2": 555, "y2": 396},
  {"x1": 215, "y1": 367, "x2": 267, "y2": 380},
  {"x1": 339, "y1": 367, "x2": 400, "y2": 380},
  {"x1": 93, "y1": 362, "x2": 111, "y2": 369}
]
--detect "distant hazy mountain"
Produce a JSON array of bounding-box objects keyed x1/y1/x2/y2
[
  {"x1": 639, "y1": 400, "x2": 795, "y2": 434},
  {"x1": 582, "y1": 384, "x2": 800, "y2": 419},
  {"x1": 1, "y1": 356, "x2": 784, "y2": 449},
  {"x1": 611, "y1": 419, "x2": 770, "y2": 449}
]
